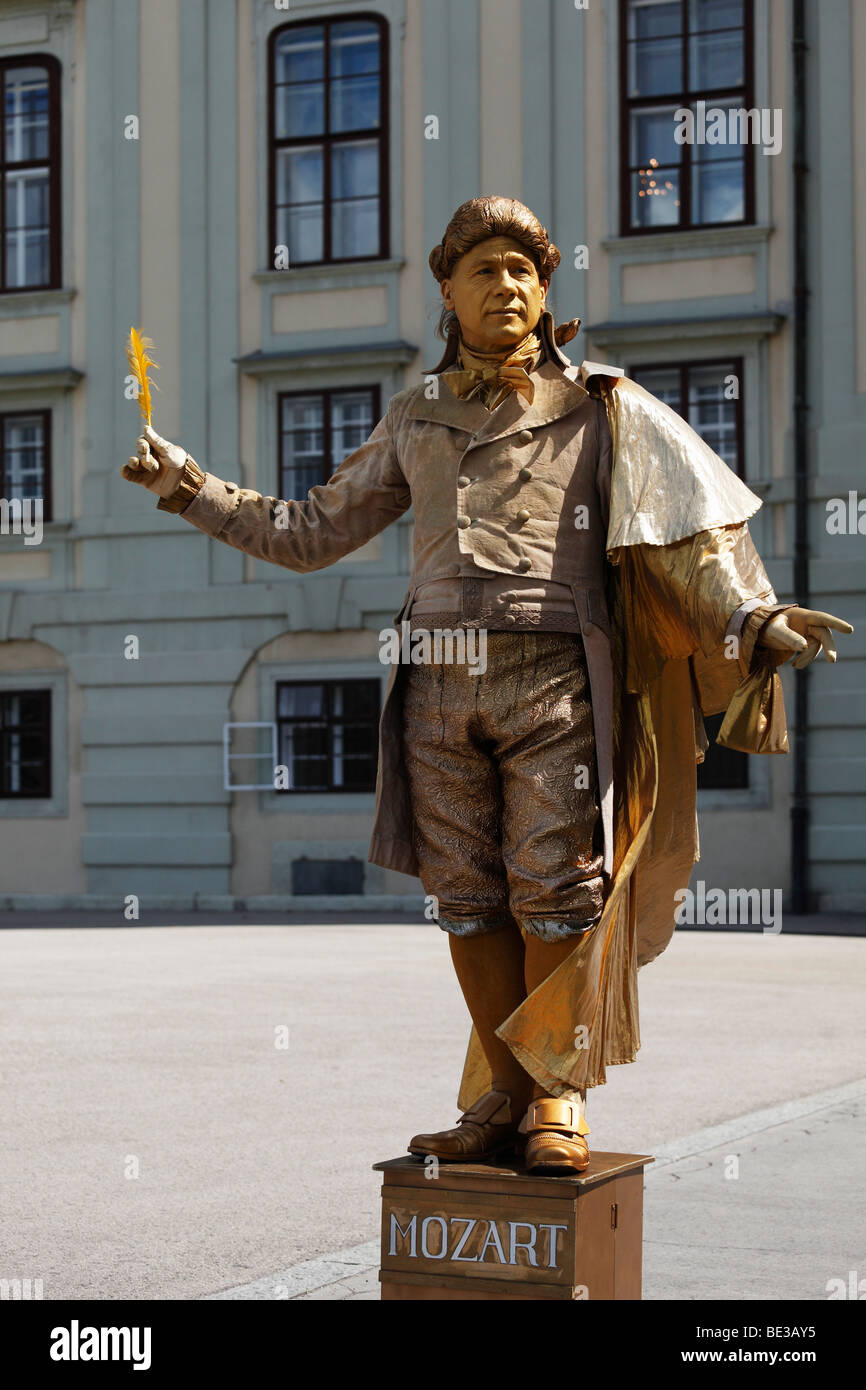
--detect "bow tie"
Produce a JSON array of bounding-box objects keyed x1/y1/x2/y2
[{"x1": 447, "y1": 335, "x2": 540, "y2": 411}]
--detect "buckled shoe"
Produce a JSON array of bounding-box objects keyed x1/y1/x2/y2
[
  {"x1": 408, "y1": 1089, "x2": 523, "y2": 1162},
  {"x1": 520, "y1": 1096, "x2": 591, "y2": 1173}
]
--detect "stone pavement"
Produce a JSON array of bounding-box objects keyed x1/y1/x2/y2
[
  {"x1": 0, "y1": 921, "x2": 863, "y2": 1300},
  {"x1": 204, "y1": 1079, "x2": 866, "y2": 1300}
]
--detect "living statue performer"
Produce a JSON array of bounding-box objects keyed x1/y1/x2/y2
[{"x1": 122, "y1": 197, "x2": 852, "y2": 1175}]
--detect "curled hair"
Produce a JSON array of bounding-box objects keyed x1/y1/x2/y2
[{"x1": 429, "y1": 196, "x2": 561, "y2": 341}]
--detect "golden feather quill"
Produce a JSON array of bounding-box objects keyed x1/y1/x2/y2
[{"x1": 125, "y1": 326, "x2": 160, "y2": 428}]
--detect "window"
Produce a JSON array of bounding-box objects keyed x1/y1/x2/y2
[
  {"x1": 278, "y1": 386, "x2": 379, "y2": 497},
  {"x1": 269, "y1": 16, "x2": 389, "y2": 266},
  {"x1": 0, "y1": 409, "x2": 51, "y2": 518},
  {"x1": 631, "y1": 358, "x2": 749, "y2": 790},
  {"x1": 1, "y1": 57, "x2": 61, "y2": 290},
  {"x1": 630, "y1": 359, "x2": 744, "y2": 476},
  {"x1": 620, "y1": 0, "x2": 753, "y2": 232},
  {"x1": 276, "y1": 679, "x2": 379, "y2": 792},
  {"x1": 0, "y1": 688, "x2": 51, "y2": 797}
]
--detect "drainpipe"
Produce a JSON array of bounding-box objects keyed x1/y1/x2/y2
[{"x1": 790, "y1": 0, "x2": 810, "y2": 913}]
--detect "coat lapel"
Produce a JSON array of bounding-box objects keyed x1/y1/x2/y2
[{"x1": 408, "y1": 358, "x2": 590, "y2": 446}]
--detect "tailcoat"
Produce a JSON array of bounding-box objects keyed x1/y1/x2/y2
[{"x1": 175, "y1": 313, "x2": 790, "y2": 1101}]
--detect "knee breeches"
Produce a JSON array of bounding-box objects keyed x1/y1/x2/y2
[{"x1": 401, "y1": 631, "x2": 605, "y2": 943}]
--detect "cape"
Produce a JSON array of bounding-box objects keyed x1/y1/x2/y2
[{"x1": 457, "y1": 369, "x2": 790, "y2": 1107}]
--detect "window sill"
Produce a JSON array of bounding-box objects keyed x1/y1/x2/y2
[
  {"x1": 253, "y1": 259, "x2": 405, "y2": 285},
  {"x1": 601, "y1": 225, "x2": 773, "y2": 256},
  {"x1": 0, "y1": 287, "x2": 77, "y2": 312}
]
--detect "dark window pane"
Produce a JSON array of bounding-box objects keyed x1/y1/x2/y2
[
  {"x1": 689, "y1": 0, "x2": 743, "y2": 32},
  {"x1": 275, "y1": 145, "x2": 323, "y2": 205},
  {"x1": 697, "y1": 713, "x2": 749, "y2": 789},
  {"x1": 628, "y1": 36, "x2": 682, "y2": 98},
  {"x1": 632, "y1": 367, "x2": 681, "y2": 412},
  {"x1": 275, "y1": 203, "x2": 323, "y2": 265},
  {"x1": 274, "y1": 26, "x2": 325, "y2": 84},
  {"x1": 280, "y1": 722, "x2": 328, "y2": 789},
  {"x1": 331, "y1": 195, "x2": 379, "y2": 259},
  {"x1": 4, "y1": 65, "x2": 49, "y2": 162},
  {"x1": 330, "y1": 76, "x2": 380, "y2": 133},
  {"x1": 6, "y1": 169, "x2": 49, "y2": 228},
  {"x1": 689, "y1": 31, "x2": 744, "y2": 90},
  {"x1": 688, "y1": 364, "x2": 739, "y2": 471},
  {"x1": 630, "y1": 107, "x2": 682, "y2": 168},
  {"x1": 330, "y1": 21, "x2": 381, "y2": 78},
  {"x1": 278, "y1": 684, "x2": 324, "y2": 718},
  {"x1": 631, "y1": 167, "x2": 680, "y2": 227},
  {"x1": 280, "y1": 395, "x2": 325, "y2": 494},
  {"x1": 331, "y1": 139, "x2": 379, "y2": 199},
  {"x1": 6, "y1": 228, "x2": 48, "y2": 287},
  {"x1": 274, "y1": 81, "x2": 325, "y2": 139},
  {"x1": 630, "y1": 1, "x2": 682, "y2": 38},
  {"x1": 692, "y1": 154, "x2": 744, "y2": 223},
  {"x1": 331, "y1": 390, "x2": 375, "y2": 466},
  {"x1": 291, "y1": 859, "x2": 364, "y2": 895},
  {"x1": 331, "y1": 682, "x2": 378, "y2": 718}
]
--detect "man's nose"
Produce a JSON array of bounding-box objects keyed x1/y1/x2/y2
[{"x1": 493, "y1": 270, "x2": 521, "y2": 296}]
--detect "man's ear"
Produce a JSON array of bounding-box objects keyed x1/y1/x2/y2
[
  {"x1": 540, "y1": 278, "x2": 549, "y2": 303},
  {"x1": 440, "y1": 278, "x2": 454, "y2": 310}
]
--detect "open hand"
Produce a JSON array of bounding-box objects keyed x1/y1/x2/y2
[
  {"x1": 759, "y1": 606, "x2": 854, "y2": 669},
  {"x1": 121, "y1": 425, "x2": 189, "y2": 500}
]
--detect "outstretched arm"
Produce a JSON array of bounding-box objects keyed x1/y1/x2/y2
[{"x1": 122, "y1": 407, "x2": 412, "y2": 574}]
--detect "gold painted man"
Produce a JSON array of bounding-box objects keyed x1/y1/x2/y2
[{"x1": 122, "y1": 197, "x2": 852, "y2": 1175}]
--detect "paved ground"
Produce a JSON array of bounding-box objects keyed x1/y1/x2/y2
[{"x1": 0, "y1": 921, "x2": 864, "y2": 1300}]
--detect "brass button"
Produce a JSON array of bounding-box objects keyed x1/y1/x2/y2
[
  {"x1": 447, "y1": 563, "x2": 461, "y2": 576},
  {"x1": 516, "y1": 508, "x2": 530, "y2": 524},
  {"x1": 457, "y1": 515, "x2": 471, "y2": 529},
  {"x1": 503, "y1": 613, "x2": 517, "y2": 626},
  {"x1": 518, "y1": 467, "x2": 533, "y2": 482},
  {"x1": 457, "y1": 475, "x2": 471, "y2": 488},
  {"x1": 518, "y1": 429, "x2": 533, "y2": 444},
  {"x1": 516, "y1": 557, "x2": 532, "y2": 572}
]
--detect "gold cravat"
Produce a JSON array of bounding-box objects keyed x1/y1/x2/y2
[{"x1": 446, "y1": 332, "x2": 541, "y2": 411}]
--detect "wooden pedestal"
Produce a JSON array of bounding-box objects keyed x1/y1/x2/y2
[{"x1": 373, "y1": 1151, "x2": 653, "y2": 1300}]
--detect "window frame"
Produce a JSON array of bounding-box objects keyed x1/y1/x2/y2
[
  {"x1": 0, "y1": 53, "x2": 62, "y2": 292},
  {"x1": 274, "y1": 676, "x2": 381, "y2": 795},
  {"x1": 277, "y1": 383, "x2": 380, "y2": 496},
  {"x1": 618, "y1": 0, "x2": 756, "y2": 236},
  {"x1": 0, "y1": 686, "x2": 52, "y2": 799},
  {"x1": 0, "y1": 406, "x2": 53, "y2": 520},
  {"x1": 628, "y1": 355, "x2": 745, "y2": 479},
  {"x1": 267, "y1": 13, "x2": 390, "y2": 268}
]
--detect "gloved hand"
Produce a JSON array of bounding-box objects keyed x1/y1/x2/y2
[
  {"x1": 122, "y1": 425, "x2": 191, "y2": 500},
  {"x1": 759, "y1": 606, "x2": 854, "y2": 669}
]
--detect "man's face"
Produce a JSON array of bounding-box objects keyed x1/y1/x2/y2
[{"x1": 440, "y1": 235, "x2": 548, "y2": 353}]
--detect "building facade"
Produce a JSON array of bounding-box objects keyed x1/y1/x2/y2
[{"x1": 0, "y1": 0, "x2": 862, "y2": 912}]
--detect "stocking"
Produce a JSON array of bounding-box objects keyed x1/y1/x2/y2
[
  {"x1": 523, "y1": 934, "x2": 588, "y2": 1123},
  {"x1": 448, "y1": 926, "x2": 534, "y2": 1111}
]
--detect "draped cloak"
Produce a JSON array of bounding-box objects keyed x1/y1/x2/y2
[{"x1": 449, "y1": 370, "x2": 791, "y2": 1106}]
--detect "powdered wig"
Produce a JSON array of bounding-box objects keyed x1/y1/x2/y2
[{"x1": 429, "y1": 196, "x2": 561, "y2": 341}]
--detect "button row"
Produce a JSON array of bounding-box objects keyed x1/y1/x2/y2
[{"x1": 446, "y1": 559, "x2": 534, "y2": 575}]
